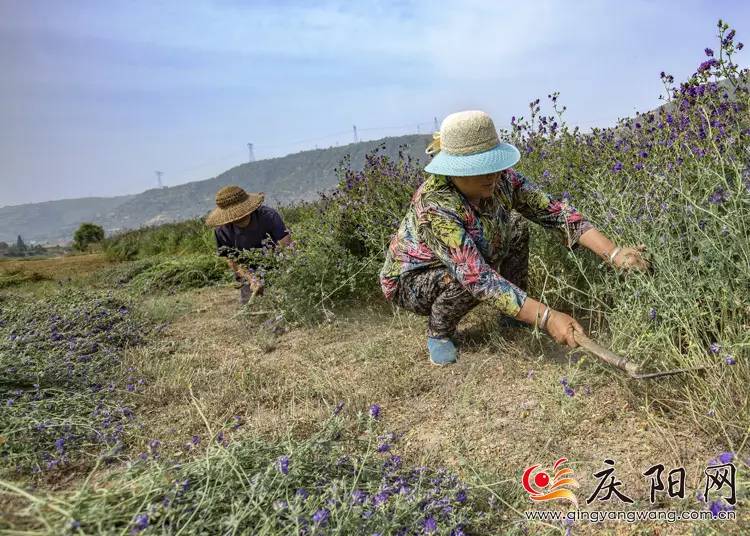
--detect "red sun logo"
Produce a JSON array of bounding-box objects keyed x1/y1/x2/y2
[{"x1": 522, "y1": 457, "x2": 579, "y2": 508}]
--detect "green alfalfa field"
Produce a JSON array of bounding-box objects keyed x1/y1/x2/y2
[{"x1": 1, "y1": 21, "x2": 749, "y2": 536}]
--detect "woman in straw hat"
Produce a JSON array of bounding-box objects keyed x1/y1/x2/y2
[
  {"x1": 380, "y1": 110, "x2": 651, "y2": 366},
  {"x1": 206, "y1": 185, "x2": 291, "y2": 304}
]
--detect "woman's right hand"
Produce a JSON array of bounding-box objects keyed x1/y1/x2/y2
[{"x1": 545, "y1": 310, "x2": 585, "y2": 348}]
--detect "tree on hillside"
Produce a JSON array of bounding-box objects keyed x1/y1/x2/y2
[
  {"x1": 16, "y1": 235, "x2": 27, "y2": 253},
  {"x1": 73, "y1": 223, "x2": 105, "y2": 251}
]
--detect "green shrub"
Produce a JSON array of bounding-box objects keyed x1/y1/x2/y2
[
  {"x1": 104, "y1": 220, "x2": 215, "y2": 261},
  {"x1": 237, "y1": 145, "x2": 424, "y2": 323},
  {"x1": 127, "y1": 255, "x2": 232, "y2": 294},
  {"x1": 73, "y1": 223, "x2": 105, "y2": 252}
]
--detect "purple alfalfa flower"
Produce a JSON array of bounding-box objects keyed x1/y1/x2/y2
[
  {"x1": 54, "y1": 438, "x2": 65, "y2": 454},
  {"x1": 377, "y1": 443, "x2": 391, "y2": 453},
  {"x1": 725, "y1": 355, "x2": 736, "y2": 366},
  {"x1": 312, "y1": 508, "x2": 330, "y2": 526},
  {"x1": 634, "y1": 163, "x2": 644, "y2": 171},
  {"x1": 383, "y1": 455, "x2": 402, "y2": 473},
  {"x1": 179, "y1": 478, "x2": 190, "y2": 494},
  {"x1": 698, "y1": 58, "x2": 719, "y2": 73},
  {"x1": 422, "y1": 516, "x2": 438, "y2": 534},
  {"x1": 738, "y1": 42, "x2": 744, "y2": 50},
  {"x1": 277, "y1": 455, "x2": 290, "y2": 475},
  {"x1": 649, "y1": 307, "x2": 657, "y2": 321},
  {"x1": 559, "y1": 377, "x2": 568, "y2": 386},
  {"x1": 372, "y1": 490, "x2": 390, "y2": 507},
  {"x1": 718, "y1": 452, "x2": 734, "y2": 464},
  {"x1": 296, "y1": 488, "x2": 309, "y2": 500},
  {"x1": 709, "y1": 499, "x2": 733, "y2": 518},
  {"x1": 705, "y1": 47, "x2": 714, "y2": 57},
  {"x1": 369, "y1": 404, "x2": 381, "y2": 420},
  {"x1": 563, "y1": 515, "x2": 574, "y2": 536},
  {"x1": 612, "y1": 161, "x2": 623, "y2": 172},
  {"x1": 333, "y1": 400, "x2": 345, "y2": 416},
  {"x1": 563, "y1": 385, "x2": 575, "y2": 398},
  {"x1": 561, "y1": 191, "x2": 571, "y2": 202},
  {"x1": 709, "y1": 342, "x2": 721, "y2": 354},
  {"x1": 352, "y1": 489, "x2": 368, "y2": 505},
  {"x1": 708, "y1": 187, "x2": 729, "y2": 205},
  {"x1": 231, "y1": 416, "x2": 243, "y2": 431},
  {"x1": 455, "y1": 489, "x2": 467, "y2": 503},
  {"x1": 215, "y1": 431, "x2": 225, "y2": 445},
  {"x1": 450, "y1": 526, "x2": 466, "y2": 536},
  {"x1": 130, "y1": 513, "x2": 149, "y2": 534},
  {"x1": 6, "y1": 399, "x2": 14, "y2": 406}
]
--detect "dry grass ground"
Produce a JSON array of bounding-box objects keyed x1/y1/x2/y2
[
  {"x1": 0, "y1": 253, "x2": 113, "y2": 287},
  {"x1": 125, "y1": 285, "x2": 748, "y2": 535}
]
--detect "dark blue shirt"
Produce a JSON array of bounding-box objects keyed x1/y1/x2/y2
[{"x1": 214, "y1": 205, "x2": 289, "y2": 259}]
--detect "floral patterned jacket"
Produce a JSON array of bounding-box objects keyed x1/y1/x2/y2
[{"x1": 379, "y1": 169, "x2": 594, "y2": 318}]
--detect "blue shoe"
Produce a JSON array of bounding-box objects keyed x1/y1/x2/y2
[{"x1": 427, "y1": 337, "x2": 458, "y2": 366}]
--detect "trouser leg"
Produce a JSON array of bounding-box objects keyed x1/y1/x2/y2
[
  {"x1": 394, "y1": 211, "x2": 530, "y2": 338},
  {"x1": 240, "y1": 282, "x2": 252, "y2": 305}
]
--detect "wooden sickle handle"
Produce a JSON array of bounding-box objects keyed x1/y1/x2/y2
[{"x1": 572, "y1": 331, "x2": 641, "y2": 377}]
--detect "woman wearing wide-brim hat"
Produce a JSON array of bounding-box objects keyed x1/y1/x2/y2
[
  {"x1": 379, "y1": 110, "x2": 651, "y2": 365},
  {"x1": 206, "y1": 185, "x2": 291, "y2": 305}
]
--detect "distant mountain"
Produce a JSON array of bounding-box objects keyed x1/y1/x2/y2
[
  {"x1": 0, "y1": 135, "x2": 432, "y2": 244},
  {"x1": 0, "y1": 196, "x2": 136, "y2": 245}
]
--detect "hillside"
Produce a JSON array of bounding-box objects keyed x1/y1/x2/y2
[{"x1": 0, "y1": 134, "x2": 431, "y2": 244}]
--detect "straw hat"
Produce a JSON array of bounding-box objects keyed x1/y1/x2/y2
[
  {"x1": 424, "y1": 110, "x2": 520, "y2": 176},
  {"x1": 205, "y1": 186, "x2": 264, "y2": 226}
]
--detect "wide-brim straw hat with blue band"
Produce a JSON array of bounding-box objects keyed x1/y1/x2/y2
[{"x1": 424, "y1": 110, "x2": 521, "y2": 176}]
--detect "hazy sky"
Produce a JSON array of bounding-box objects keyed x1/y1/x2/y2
[{"x1": 1, "y1": 0, "x2": 748, "y2": 207}]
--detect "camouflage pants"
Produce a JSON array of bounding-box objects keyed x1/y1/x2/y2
[{"x1": 393, "y1": 211, "x2": 529, "y2": 338}]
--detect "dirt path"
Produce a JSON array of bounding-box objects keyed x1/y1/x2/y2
[{"x1": 129, "y1": 286, "x2": 747, "y2": 535}]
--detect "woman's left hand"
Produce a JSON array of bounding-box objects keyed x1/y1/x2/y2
[{"x1": 612, "y1": 244, "x2": 652, "y2": 273}]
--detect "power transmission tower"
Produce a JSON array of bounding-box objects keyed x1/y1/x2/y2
[
  {"x1": 353, "y1": 125, "x2": 358, "y2": 143},
  {"x1": 417, "y1": 124, "x2": 420, "y2": 134},
  {"x1": 155, "y1": 171, "x2": 164, "y2": 188},
  {"x1": 434, "y1": 117, "x2": 439, "y2": 131},
  {"x1": 247, "y1": 143, "x2": 256, "y2": 163}
]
